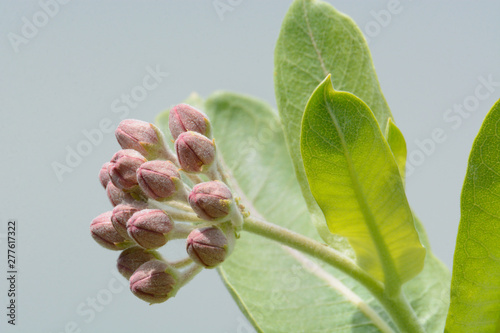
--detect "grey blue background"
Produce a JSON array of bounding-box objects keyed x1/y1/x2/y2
[{"x1": 1, "y1": 1, "x2": 499, "y2": 332}]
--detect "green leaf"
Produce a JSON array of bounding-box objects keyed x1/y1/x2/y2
[
  {"x1": 385, "y1": 119, "x2": 407, "y2": 182},
  {"x1": 445, "y1": 99, "x2": 500, "y2": 333},
  {"x1": 274, "y1": 0, "x2": 392, "y2": 251},
  {"x1": 151, "y1": 91, "x2": 450, "y2": 332},
  {"x1": 204, "y1": 91, "x2": 399, "y2": 333},
  {"x1": 403, "y1": 251, "x2": 451, "y2": 332},
  {"x1": 300, "y1": 75, "x2": 425, "y2": 287},
  {"x1": 402, "y1": 215, "x2": 451, "y2": 331}
]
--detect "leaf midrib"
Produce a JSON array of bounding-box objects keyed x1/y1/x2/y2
[
  {"x1": 321, "y1": 88, "x2": 401, "y2": 292},
  {"x1": 302, "y1": 0, "x2": 328, "y2": 77}
]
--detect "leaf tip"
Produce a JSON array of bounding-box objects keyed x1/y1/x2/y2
[{"x1": 317, "y1": 74, "x2": 336, "y2": 95}]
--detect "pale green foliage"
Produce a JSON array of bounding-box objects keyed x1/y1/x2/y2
[
  {"x1": 150, "y1": 0, "x2": 499, "y2": 331},
  {"x1": 203, "y1": 92, "x2": 397, "y2": 333},
  {"x1": 173, "y1": 90, "x2": 450, "y2": 332},
  {"x1": 274, "y1": 0, "x2": 392, "y2": 253},
  {"x1": 446, "y1": 99, "x2": 500, "y2": 333}
]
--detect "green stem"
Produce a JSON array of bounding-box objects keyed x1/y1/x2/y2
[
  {"x1": 217, "y1": 161, "x2": 230, "y2": 185},
  {"x1": 169, "y1": 211, "x2": 203, "y2": 223},
  {"x1": 179, "y1": 263, "x2": 203, "y2": 286},
  {"x1": 168, "y1": 223, "x2": 196, "y2": 240},
  {"x1": 184, "y1": 173, "x2": 203, "y2": 185},
  {"x1": 166, "y1": 200, "x2": 192, "y2": 212},
  {"x1": 169, "y1": 257, "x2": 193, "y2": 269},
  {"x1": 243, "y1": 216, "x2": 425, "y2": 333},
  {"x1": 148, "y1": 200, "x2": 203, "y2": 222}
]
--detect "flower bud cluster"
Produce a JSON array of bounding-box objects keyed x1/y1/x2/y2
[{"x1": 90, "y1": 104, "x2": 243, "y2": 304}]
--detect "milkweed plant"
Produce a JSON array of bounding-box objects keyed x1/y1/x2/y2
[{"x1": 89, "y1": 1, "x2": 499, "y2": 332}]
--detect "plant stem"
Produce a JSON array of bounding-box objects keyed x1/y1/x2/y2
[
  {"x1": 186, "y1": 174, "x2": 203, "y2": 184},
  {"x1": 148, "y1": 200, "x2": 203, "y2": 222},
  {"x1": 169, "y1": 257, "x2": 193, "y2": 269},
  {"x1": 217, "y1": 161, "x2": 230, "y2": 185},
  {"x1": 165, "y1": 200, "x2": 192, "y2": 212},
  {"x1": 168, "y1": 223, "x2": 196, "y2": 240},
  {"x1": 243, "y1": 216, "x2": 425, "y2": 333},
  {"x1": 179, "y1": 263, "x2": 203, "y2": 286}
]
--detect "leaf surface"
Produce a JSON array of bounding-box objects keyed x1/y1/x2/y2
[
  {"x1": 385, "y1": 119, "x2": 407, "y2": 182},
  {"x1": 300, "y1": 76, "x2": 425, "y2": 285},
  {"x1": 205, "y1": 91, "x2": 396, "y2": 333},
  {"x1": 274, "y1": 0, "x2": 392, "y2": 251},
  {"x1": 156, "y1": 91, "x2": 450, "y2": 332},
  {"x1": 445, "y1": 99, "x2": 500, "y2": 333}
]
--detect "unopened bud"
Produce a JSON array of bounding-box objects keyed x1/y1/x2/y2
[
  {"x1": 136, "y1": 161, "x2": 183, "y2": 201},
  {"x1": 106, "y1": 181, "x2": 134, "y2": 206},
  {"x1": 186, "y1": 226, "x2": 234, "y2": 268},
  {"x1": 116, "y1": 246, "x2": 161, "y2": 279},
  {"x1": 175, "y1": 131, "x2": 215, "y2": 173},
  {"x1": 109, "y1": 149, "x2": 147, "y2": 190},
  {"x1": 169, "y1": 103, "x2": 211, "y2": 140},
  {"x1": 90, "y1": 212, "x2": 132, "y2": 250},
  {"x1": 129, "y1": 260, "x2": 180, "y2": 304},
  {"x1": 188, "y1": 181, "x2": 233, "y2": 221},
  {"x1": 111, "y1": 203, "x2": 146, "y2": 240},
  {"x1": 127, "y1": 209, "x2": 174, "y2": 249},
  {"x1": 99, "y1": 162, "x2": 111, "y2": 189},
  {"x1": 116, "y1": 119, "x2": 169, "y2": 160}
]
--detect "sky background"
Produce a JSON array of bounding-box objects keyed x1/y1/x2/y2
[{"x1": 1, "y1": 1, "x2": 499, "y2": 332}]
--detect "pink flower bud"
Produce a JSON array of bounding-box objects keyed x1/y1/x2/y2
[
  {"x1": 106, "y1": 181, "x2": 134, "y2": 206},
  {"x1": 115, "y1": 119, "x2": 167, "y2": 159},
  {"x1": 174, "y1": 131, "x2": 215, "y2": 173},
  {"x1": 111, "y1": 203, "x2": 146, "y2": 240},
  {"x1": 186, "y1": 226, "x2": 232, "y2": 268},
  {"x1": 169, "y1": 103, "x2": 211, "y2": 140},
  {"x1": 129, "y1": 260, "x2": 179, "y2": 304},
  {"x1": 127, "y1": 209, "x2": 174, "y2": 249},
  {"x1": 188, "y1": 181, "x2": 233, "y2": 221},
  {"x1": 99, "y1": 162, "x2": 111, "y2": 189},
  {"x1": 109, "y1": 149, "x2": 147, "y2": 190},
  {"x1": 136, "y1": 161, "x2": 182, "y2": 201},
  {"x1": 90, "y1": 212, "x2": 131, "y2": 251},
  {"x1": 116, "y1": 246, "x2": 161, "y2": 279}
]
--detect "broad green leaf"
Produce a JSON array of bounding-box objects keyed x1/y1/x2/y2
[
  {"x1": 204, "y1": 91, "x2": 398, "y2": 333},
  {"x1": 274, "y1": 0, "x2": 392, "y2": 252},
  {"x1": 154, "y1": 91, "x2": 449, "y2": 332},
  {"x1": 385, "y1": 118, "x2": 407, "y2": 182},
  {"x1": 445, "y1": 99, "x2": 500, "y2": 333},
  {"x1": 300, "y1": 75, "x2": 425, "y2": 286}
]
